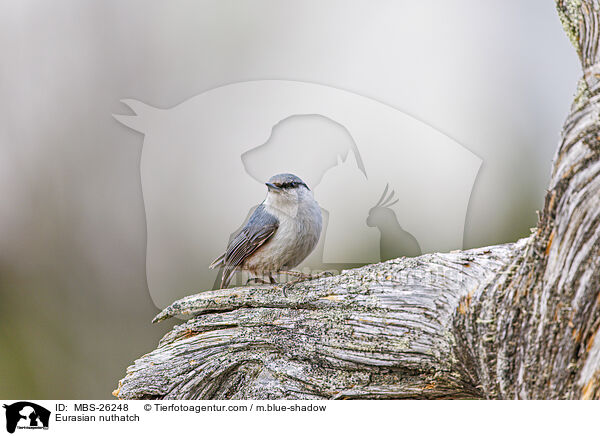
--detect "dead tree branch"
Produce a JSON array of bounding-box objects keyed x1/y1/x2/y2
[{"x1": 114, "y1": 1, "x2": 600, "y2": 399}]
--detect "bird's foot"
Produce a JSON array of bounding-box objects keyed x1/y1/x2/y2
[
  {"x1": 280, "y1": 270, "x2": 334, "y2": 281},
  {"x1": 279, "y1": 270, "x2": 335, "y2": 296},
  {"x1": 245, "y1": 277, "x2": 269, "y2": 285}
]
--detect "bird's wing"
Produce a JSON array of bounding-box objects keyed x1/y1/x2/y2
[{"x1": 216, "y1": 205, "x2": 279, "y2": 288}]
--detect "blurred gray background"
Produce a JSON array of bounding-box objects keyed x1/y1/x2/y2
[{"x1": 0, "y1": 0, "x2": 579, "y2": 399}]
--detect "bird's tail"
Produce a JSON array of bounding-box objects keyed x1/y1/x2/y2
[
  {"x1": 220, "y1": 266, "x2": 238, "y2": 289},
  {"x1": 209, "y1": 253, "x2": 225, "y2": 269},
  {"x1": 210, "y1": 253, "x2": 237, "y2": 288}
]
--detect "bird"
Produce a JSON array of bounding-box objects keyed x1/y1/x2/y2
[{"x1": 210, "y1": 173, "x2": 323, "y2": 288}]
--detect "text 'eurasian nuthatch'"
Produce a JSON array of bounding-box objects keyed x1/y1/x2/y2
[{"x1": 210, "y1": 173, "x2": 323, "y2": 288}]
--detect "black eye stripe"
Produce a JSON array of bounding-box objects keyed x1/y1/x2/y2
[{"x1": 273, "y1": 181, "x2": 309, "y2": 190}]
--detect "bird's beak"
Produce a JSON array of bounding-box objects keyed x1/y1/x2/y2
[{"x1": 265, "y1": 182, "x2": 281, "y2": 191}]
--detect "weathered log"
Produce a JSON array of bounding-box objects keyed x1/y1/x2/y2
[{"x1": 114, "y1": 0, "x2": 600, "y2": 399}]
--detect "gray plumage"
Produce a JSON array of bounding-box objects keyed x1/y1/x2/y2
[{"x1": 210, "y1": 173, "x2": 322, "y2": 288}]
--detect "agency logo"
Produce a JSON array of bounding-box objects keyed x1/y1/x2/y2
[
  {"x1": 3, "y1": 402, "x2": 50, "y2": 433},
  {"x1": 114, "y1": 80, "x2": 481, "y2": 308}
]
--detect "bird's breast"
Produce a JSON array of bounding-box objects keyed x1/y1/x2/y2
[{"x1": 249, "y1": 199, "x2": 322, "y2": 271}]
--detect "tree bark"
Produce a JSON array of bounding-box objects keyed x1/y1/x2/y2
[{"x1": 114, "y1": 1, "x2": 600, "y2": 400}]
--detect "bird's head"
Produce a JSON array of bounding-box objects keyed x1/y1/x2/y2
[
  {"x1": 266, "y1": 173, "x2": 310, "y2": 194},
  {"x1": 264, "y1": 173, "x2": 313, "y2": 211}
]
